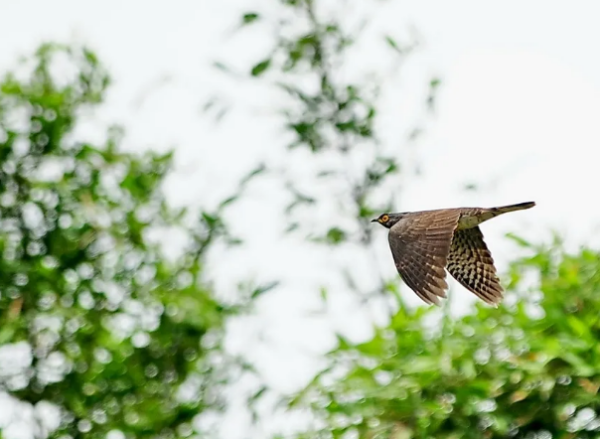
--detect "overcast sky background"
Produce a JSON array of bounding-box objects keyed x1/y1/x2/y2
[{"x1": 1, "y1": 1, "x2": 600, "y2": 437}]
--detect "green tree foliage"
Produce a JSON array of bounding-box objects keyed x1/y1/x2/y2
[
  {"x1": 288, "y1": 239, "x2": 600, "y2": 438},
  {"x1": 0, "y1": 44, "x2": 247, "y2": 438},
  {"x1": 232, "y1": 0, "x2": 429, "y2": 245}
]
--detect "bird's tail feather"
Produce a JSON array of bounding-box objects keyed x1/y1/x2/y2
[{"x1": 492, "y1": 201, "x2": 536, "y2": 215}]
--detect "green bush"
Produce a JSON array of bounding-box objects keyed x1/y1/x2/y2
[{"x1": 289, "y1": 239, "x2": 600, "y2": 438}]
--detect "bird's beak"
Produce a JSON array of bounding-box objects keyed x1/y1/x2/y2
[{"x1": 370, "y1": 218, "x2": 378, "y2": 223}]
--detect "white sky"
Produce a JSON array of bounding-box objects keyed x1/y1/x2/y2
[{"x1": 1, "y1": 0, "x2": 600, "y2": 437}]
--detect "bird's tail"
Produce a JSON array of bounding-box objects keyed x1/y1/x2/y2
[
  {"x1": 462, "y1": 201, "x2": 535, "y2": 228},
  {"x1": 491, "y1": 201, "x2": 536, "y2": 215}
]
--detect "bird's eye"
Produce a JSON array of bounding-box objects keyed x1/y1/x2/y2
[{"x1": 380, "y1": 214, "x2": 389, "y2": 223}]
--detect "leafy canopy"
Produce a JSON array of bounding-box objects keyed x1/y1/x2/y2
[
  {"x1": 289, "y1": 238, "x2": 600, "y2": 438},
  {"x1": 0, "y1": 44, "x2": 242, "y2": 439}
]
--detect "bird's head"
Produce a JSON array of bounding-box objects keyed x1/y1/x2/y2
[{"x1": 371, "y1": 213, "x2": 404, "y2": 229}]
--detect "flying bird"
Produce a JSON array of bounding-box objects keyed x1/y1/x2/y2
[{"x1": 372, "y1": 201, "x2": 535, "y2": 306}]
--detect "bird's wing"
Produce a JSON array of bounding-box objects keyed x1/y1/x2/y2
[
  {"x1": 446, "y1": 226, "x2": 503, "y2": 305},
  {"x1": 388, "y1": 210, "x2": 460, "y2": 305}
]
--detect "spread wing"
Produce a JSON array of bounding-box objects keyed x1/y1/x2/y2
[
  {"x1": 446, "y1": 227, "x2": 503, "y2": 305},
  {"x1": 388, "y1": 210, "x2": 460, "y2": 305}
]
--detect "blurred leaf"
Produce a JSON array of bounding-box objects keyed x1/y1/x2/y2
[
  {"x1": 385, "y1": 35, "x2": 403, "y2": 54},
  {"x1": 240, "y1": 162, "x2": 267, "y2": 186},
  {"x1": 242, "y1": 12, "x2": 260, "y2": 25},
  {"x1": 251, "y1": 281, "x2": 280, "y2": 299},
  {"x1": 430, "y1": 77, "x2": 441, "y2": 89},
  {"x1": 320, "y1": 287, "x2": 328, "y2": 302},
  {"x1": 213, "y1": 61, "x2": 231, "y2": 72},
  {"x1": 202, "y1": 211, "x2": 220, "y2": 228},
  {"x1": 506, "y1": 232, "x2": 534, "y2": 248},
  {"x1": 325, "y1": 227, "x2": 346, "y2": 245},
  {"x1": 251, "y1": 59, "x2": 271, "y2": 77},
  {"x1": 218, "y1": 195, "x2": 239, "y2": 209}
]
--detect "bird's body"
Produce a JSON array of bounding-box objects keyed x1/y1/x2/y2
[{"x1": 372, "y1": 201, "x2": 535, "y2": 306}]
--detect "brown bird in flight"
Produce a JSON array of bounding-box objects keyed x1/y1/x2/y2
[{"x1": 372, "y1": 201, "x2": 535, "y2": 306}]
